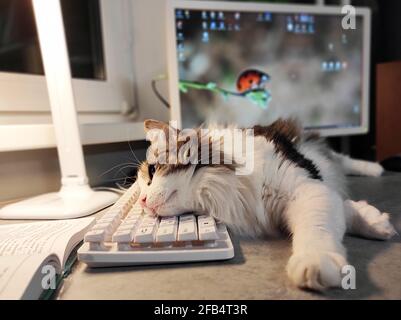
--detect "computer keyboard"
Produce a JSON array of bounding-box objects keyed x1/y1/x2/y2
[{"x1": 78, "y1": 186, "x2": 234, "y2": 267}]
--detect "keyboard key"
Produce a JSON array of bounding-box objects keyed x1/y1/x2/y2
[
  {"x1": 122, "y1": 202, "x2": 132, "y2": 215},
  {"x1": 118, "y1": 216, "x2": 142, "y2": 232},
  {"x1": 178, "y1": 215, "x2": 198, "y2": 241},
  {"x1": 180, "y1": 214, "x2": 196, "y2": 223},
  {"x1": 197, "y1": 216, "x2": 218, "y2": 240},
  {"x1": 123, "y1": 214, "x2": 142, "y2": 222},
  {"x1": 159, "y1": 216, "x2": 178, "y2": 226},
  {"x1": 102, "y1": 209, "x2": 123, "y2": 220},
  {"x1": 198, "y1": 216, "x2": 216, "y2": 228},
  {"x1": 156, "y1": 224, "x2": 178, "y2": 242},
  {"x1": 97, "y1": 216, "x2": 116, "y2": 224},
  {"x1": 127, "y1": 205, "x2": 143, "y2": 217},
  {"x1": 85, "y1": 229, "x2": 106, "y2": 242},
  {"x1": 117, "y1": 223, "x2": 134, "y2": 232},
  {"x1": 92, "y1": 222, "x2": 111, "y2": 229},
  {"x1": 91, "y1": 222, "x2": 115, "y2": 234},
  {"x1": 112, "y1": 228, "x2": 135, "y2": 243},
  {"x1": 141, "y1": 216, "x2": 158, "y2": 227},
  {"x1": 134, "y1": 217, "x2": 158, "y2": 243},
  {"x1": 99, "y1": 214, "x2": 120, "y2": 224},
  {"x1": 198, "y1": 226, "x2": 219, "y2": 241},
  {"x1": 134, "y1": 226, "x2": 157, "y2": 243}
]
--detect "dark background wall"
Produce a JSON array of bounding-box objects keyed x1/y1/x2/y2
[{"x1": 342, "y1": 0, "x2": 401, "y2": 160}]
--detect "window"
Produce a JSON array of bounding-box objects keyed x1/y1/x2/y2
[
  {"x1": 0, "y1": 0, "x2": 135, "y2": 115},
  {"x1": 0, "y1": 0, "x2": 105, "y2": 79}
]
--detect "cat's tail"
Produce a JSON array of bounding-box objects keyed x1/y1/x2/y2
[
  {"x1": 331, "y1": 152, "x2": 384, "y2": 177},
  {"x1": 344, "y1": 199, "x2": 397, "y2": 240}
]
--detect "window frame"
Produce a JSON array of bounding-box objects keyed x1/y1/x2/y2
[
  {"x1": 0, "y1": 0, "x2": 145, "y2": 151},
  {"x1": 0, "y1": 0, "x2": 135, "y2": 113}
]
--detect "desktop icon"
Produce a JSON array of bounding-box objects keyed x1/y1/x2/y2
[
  {"x1": 178, "y1": 52, "x2": 185, "y2": 62},
  {"x1": 202, "y1": 31, "x2": 209, "y2": 43},
  {"x1": 176, "y1": 9, "x2": 184, "y2": 19}
]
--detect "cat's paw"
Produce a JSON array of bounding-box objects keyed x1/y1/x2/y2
[
  {"x1": 365, "y1": 162, "x2": 384, "y2": 177},
  {"x1": 367, "y1": 212, "x2": 398, "y2": 239},
  {"x1": 287, "y1": 251, "x2": 347, "y2": 291},
  {"x1": 353, "y1": 201, "x2": 397, "y2": 240}
]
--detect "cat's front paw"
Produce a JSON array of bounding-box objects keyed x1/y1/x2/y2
[
  {"x1": 287, "y1": 251, "x2": 348, "y2": 291},
  {"x1": 358, "y1": 205, "x2": 397, "y2": 240},
  {"x1": 365, "y1": 162, "x2": 384, "y2": 177}
]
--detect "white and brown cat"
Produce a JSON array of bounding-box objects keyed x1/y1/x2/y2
[{"x1": 128, "y1": 118, "x2": 396, "y2": 291}]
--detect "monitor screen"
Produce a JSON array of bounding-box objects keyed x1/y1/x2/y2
[{"x1": 172, "y1": 7, "x2": 366, "y2": 132}]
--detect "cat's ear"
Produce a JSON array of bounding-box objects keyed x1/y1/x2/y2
[
  {"x1": 144, "y1": 119, "x2": 181, "y2": 138},
  {"x1": 144, "y1": 119, "x2": 181, "y2": 148},
  {"x1": 144, "y1": 119, "x2": 169, "y2": 133}
]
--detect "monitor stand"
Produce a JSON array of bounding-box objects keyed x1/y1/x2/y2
[{"x1": 0, "y1": 0, "x2": 118, "y2": 220}]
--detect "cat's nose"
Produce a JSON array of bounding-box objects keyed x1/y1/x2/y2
[{"x1": 140, "y1": 195, "x2": 147, "y2": 207}]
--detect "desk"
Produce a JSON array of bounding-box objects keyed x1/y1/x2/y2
[{"x1": 2, "y1": 174, "x2": 401, "y2": 299}]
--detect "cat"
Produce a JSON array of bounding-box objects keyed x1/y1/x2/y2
[{"x1": 128, "y1": 118, "x2": 396, "y2": 291}]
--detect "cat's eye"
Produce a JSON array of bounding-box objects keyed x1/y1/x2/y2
[{"x1": 148, "y1": 164, "x2": 156, "y2": 180}]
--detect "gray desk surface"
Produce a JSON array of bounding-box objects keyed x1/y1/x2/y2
[{"x1": 3, "y1": 174, "x2": 401, "y2": 299}]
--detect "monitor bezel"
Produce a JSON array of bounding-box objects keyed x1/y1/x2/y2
[{"x1": 166, "y1": 0, "x2": 371, "y2": 137}]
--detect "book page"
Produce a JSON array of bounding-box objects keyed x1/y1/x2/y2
[
  {"x1": 0, "y1": 217, "x2": 94, "y2": 265},
  {"x1": 0, "y1": 255, "x2": 55, "y2": 299},
  {"x1": 0, "y1": 218, "x2": 94, "y2": 299}
]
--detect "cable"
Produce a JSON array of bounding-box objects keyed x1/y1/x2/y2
[
  {"x1": 93, "y1": 187, "x2": 125, "y2": 195},
  {"x1": 151, "y1": 74, "x2": 170, "y2": 109}
]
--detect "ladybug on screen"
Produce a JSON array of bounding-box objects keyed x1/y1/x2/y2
[{"x1": 236, "y1": 69, "x2": 271, "y2": 94}]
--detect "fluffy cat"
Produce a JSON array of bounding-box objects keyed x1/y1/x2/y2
[{"x1": 129, "y1": 118, "x2": 396, "y2": 291}]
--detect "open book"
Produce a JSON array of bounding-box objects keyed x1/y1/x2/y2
[{"x1": 0, "y1": 218, "x2": 94, "y2": 300}]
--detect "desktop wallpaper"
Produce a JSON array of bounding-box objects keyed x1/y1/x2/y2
[{"x1": 175, "y1": 9, "x2": 364, "y2": 129}]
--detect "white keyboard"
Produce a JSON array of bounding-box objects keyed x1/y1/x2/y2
[{"x1": 78, "y1": 187, "x2": 234, "y2": 267}]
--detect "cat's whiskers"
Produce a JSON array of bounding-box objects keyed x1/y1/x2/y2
[{"x1": 99, "y1": 162, "x2": 138, "y2": 178}]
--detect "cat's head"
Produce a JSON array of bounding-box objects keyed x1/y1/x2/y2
[{"x1": 136, "y1": 119, "x2": 238, "y2": 217}]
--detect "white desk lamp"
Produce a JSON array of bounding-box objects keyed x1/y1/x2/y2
[{"x1": 0, "y1": 0, "x2": 119, "y2": 219}]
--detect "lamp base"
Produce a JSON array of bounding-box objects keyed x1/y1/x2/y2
[{"x1": 0, "y1": 186, "x2": 119, "y2": 220}]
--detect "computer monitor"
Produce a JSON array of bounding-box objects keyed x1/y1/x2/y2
[{"x1": 166, "y1": 0, "x2": 371, "y2": 136}]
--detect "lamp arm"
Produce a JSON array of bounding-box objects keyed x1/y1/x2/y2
[{"x1": 32, "y1": 0, "x2": 88, "y2": 188}]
